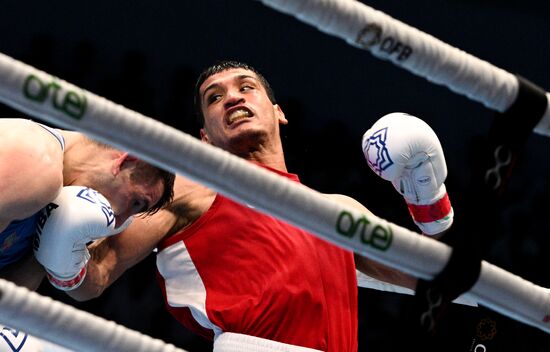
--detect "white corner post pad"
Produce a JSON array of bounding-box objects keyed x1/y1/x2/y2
[{"x1": 213, "y1": 333, "x2": 322, "y2": 352}]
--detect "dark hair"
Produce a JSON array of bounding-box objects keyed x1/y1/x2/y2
[
  {"x1": 130, "y1": 161, "x2": 175, "y2": 215},
  {"x1": 193, "y1": 60, "x2": 277, "y2": 126},
  {"x1": 84, "y1": 138, "x2": 175, "y2": 214}
]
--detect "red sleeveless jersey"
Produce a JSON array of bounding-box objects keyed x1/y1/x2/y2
[{"x1": 156, "y1": 167, "x2": 358, "y2": 351}]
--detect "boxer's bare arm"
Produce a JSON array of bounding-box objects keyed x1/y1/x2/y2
[
  {"x1": 67, "y1": 175, "x2": 214, "y2": 301},
  {"x1": 0, "y1": 119, "x2": 64, "y2": 232},
  {"x1": 326, "y1": 193, "x2": 417, "y2": 290},
  {"x1": 66, "y1": 209, "x2": 176, "y2": 301}
]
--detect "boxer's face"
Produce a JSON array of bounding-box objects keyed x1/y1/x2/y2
[
  {"x1": 88, "y1": 155, "x2": 165, "y2": 228},
  {"x1": 198, "y1": 68, "x2": 286, "y2": 156},
  {"x1": 107, "y1": 171, "x2": 164, "y2": 228}
]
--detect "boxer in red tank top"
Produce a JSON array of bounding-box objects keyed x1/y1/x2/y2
[{"x1": 72, "y1": 61, "x2": 420, "y2": 351}]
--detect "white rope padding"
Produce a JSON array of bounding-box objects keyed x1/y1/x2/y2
[
  {"x1": 0, "y1": 278, "x2": 188, "y2": 352},
  {"x1": 258, "y1": 0, "x2": 550, "y2": 137},
  {"x1": 0, "y1": 52, "x2": 548, "y2": 340}
]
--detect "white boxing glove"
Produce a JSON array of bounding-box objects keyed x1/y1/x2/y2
[
  {"x1": 362, "y1": 112, "x2": 453, "y2": 235},
  {"x1": 33, "y1": 186, "x2": 122, "y2": 291}
]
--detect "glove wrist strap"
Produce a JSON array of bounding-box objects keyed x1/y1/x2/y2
[
  {"x1": 46, "y1": 266, "x2": 87, "y2": 291},
  {"x1": 407, "y1": 193, "x2": 452, "y2": 223}
]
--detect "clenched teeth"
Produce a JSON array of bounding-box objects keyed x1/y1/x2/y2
[{"x1": 228, "y1": 109, "x2": 251, "y2": 123}]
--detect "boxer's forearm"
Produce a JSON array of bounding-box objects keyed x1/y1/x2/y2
[
  {"x1": 66, "y1": 238, "x2": 120, "y2": 301},
  {"x1": 354, "y1": 253, "x2": 417, "y2": 290}
]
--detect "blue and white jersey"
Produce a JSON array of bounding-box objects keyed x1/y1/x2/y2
[
  {"x1": 0, "y1": 214, "x2": 41, "y2": 269},
  {"x1": 36, "y1": 123, "x2": 65, "y2": 151}
]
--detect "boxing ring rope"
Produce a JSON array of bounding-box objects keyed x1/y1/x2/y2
[
  {"x1": 0, "y1": 51, "x2": 548, "y2": 351},
  {"x1": 0, "y1": 278, "x2": 188, "y2": 352},
  {"x1": 258, "y1": 0, "x2": 550, "y2": 135}
]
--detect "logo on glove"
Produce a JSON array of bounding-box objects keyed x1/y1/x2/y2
[
  {"x1": 77, "y1": 188, "x2": 116, "y2": 226},
  {"x1": 363, "y1": 127, "x2": 394, "y2": 175}
]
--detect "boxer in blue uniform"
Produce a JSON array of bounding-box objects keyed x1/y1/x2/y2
[{"x1": 0, "y1": 118, "x2": 174, "y2": 290}]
